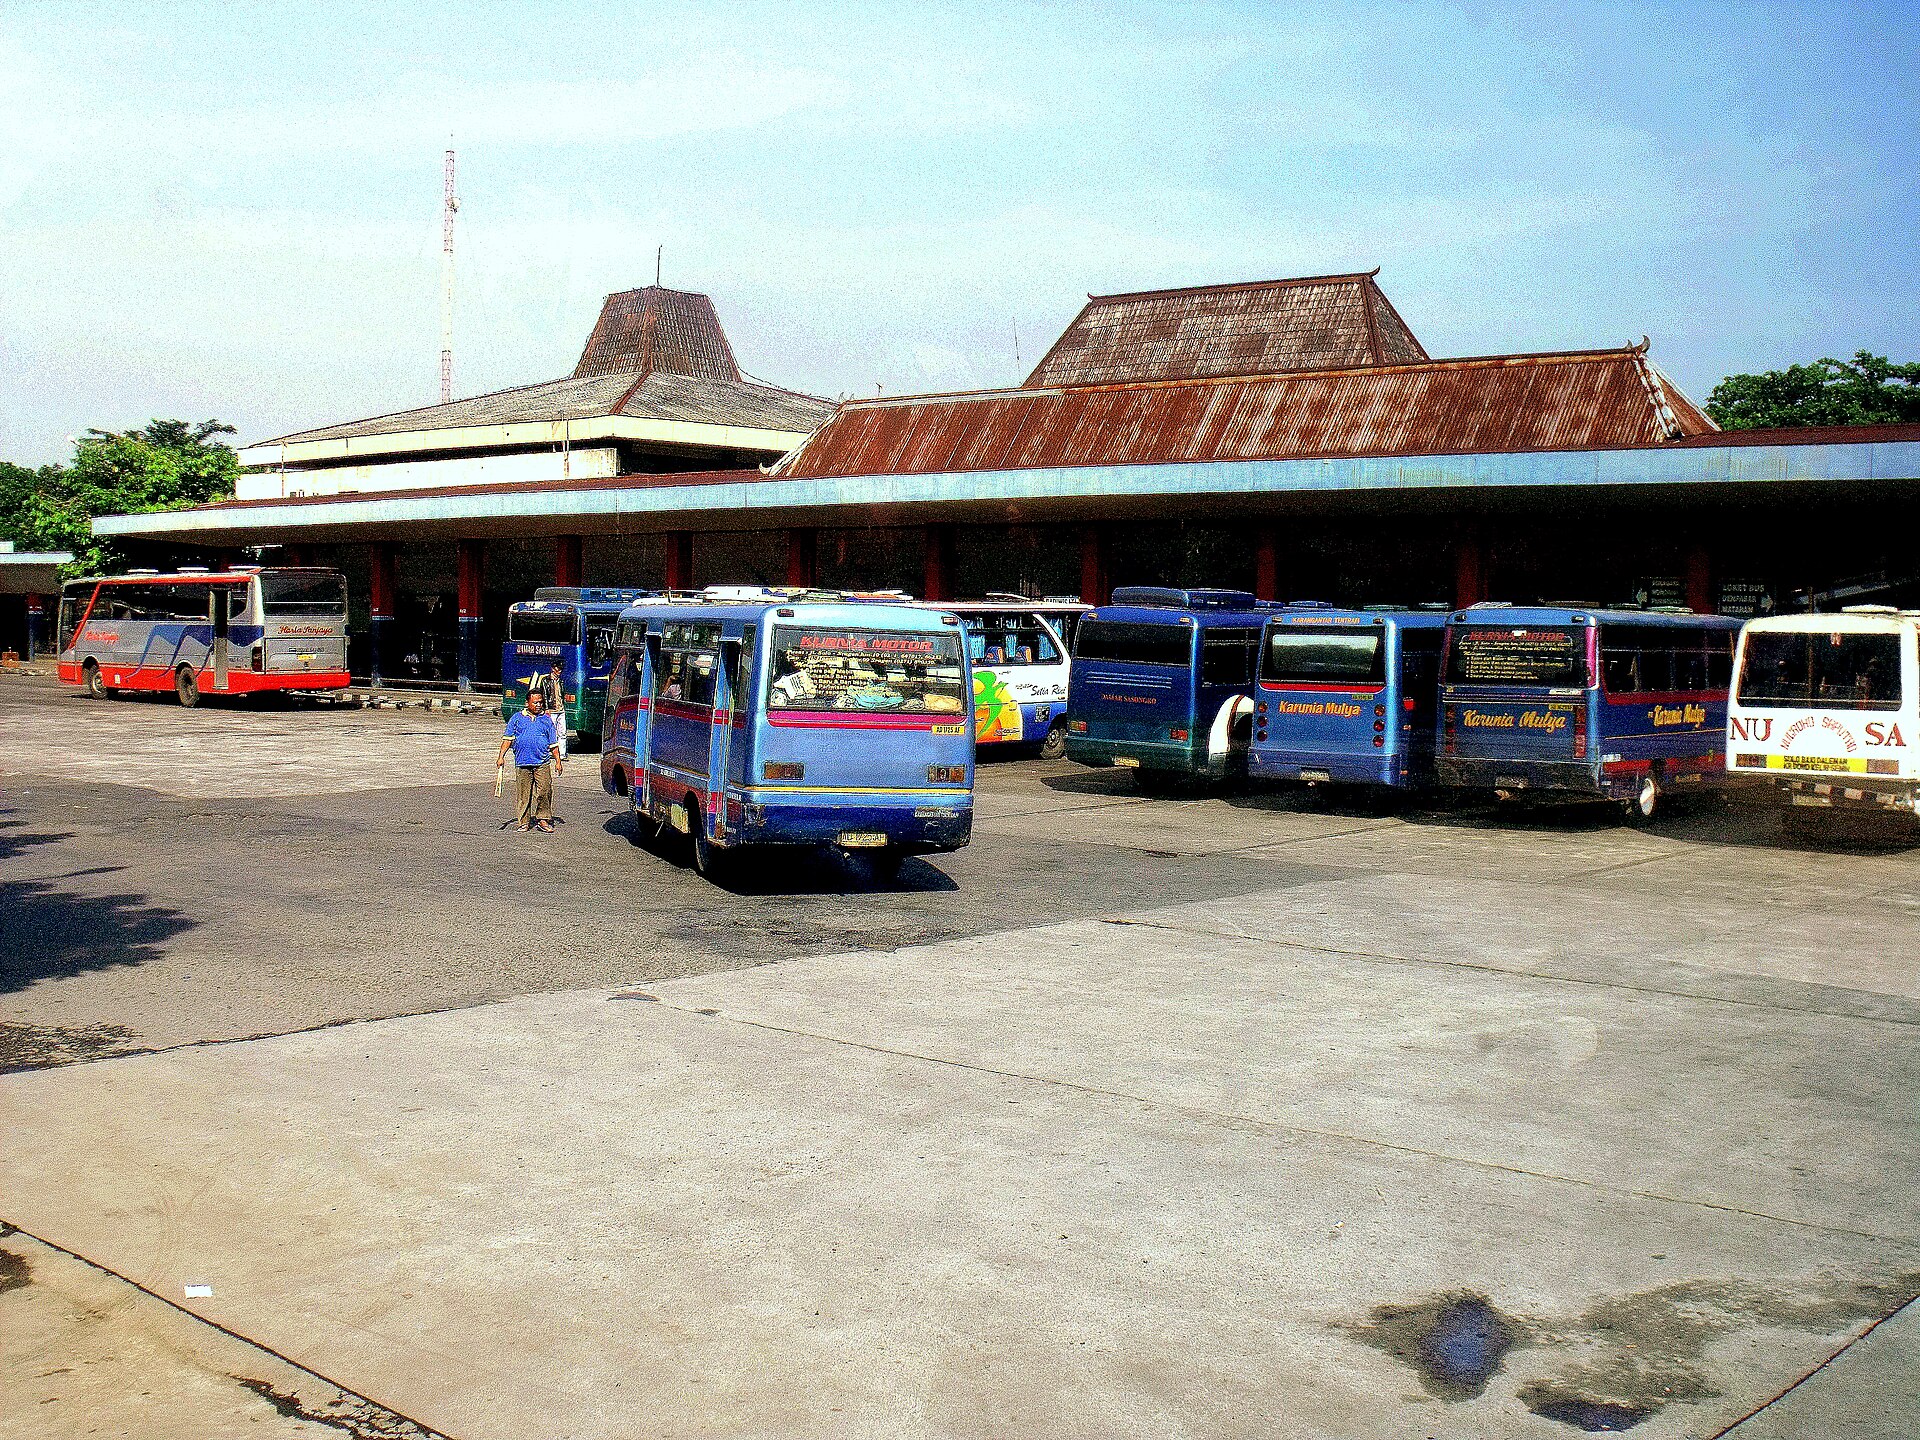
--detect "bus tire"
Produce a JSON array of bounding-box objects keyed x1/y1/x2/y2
[
  {"x1": 82, "y1": 660, "x2": 105, "y2": 699},
  {"x1": 1625, "y1": 771, "x2": 1660, "y2": 823},
  {"x1": 1039, "y1": 721, "x2": 1068, "y2": 761},
  {"x1": 691, "y1": 824, "x2": 728, "y2": 880},
  {"x1": 175, "y1": 667, "x2": 200, "y2": 707}
]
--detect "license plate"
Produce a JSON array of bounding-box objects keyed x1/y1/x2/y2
[
  {"x1": 1113, "y1": 756, "x2": 1141, "y2": 769},
  {"x1": 838, "y1": 831, "x2": 887, "y2": 848},
  {"x1": 1496, "y1": 776, "x2": 1527, "y2": 789},
  {"x1": 1300, "y1": 769, "x2": 1331, "y2": 784},
  {"x1": 1790, "y1": 793, "x2": 1832, "y2": 808},
  {"x1": 298, "y1": 653, "x2": 315, "y2": 663},
  {"x1": 931, "y1": 724, "x2": 965, "y2": 736}
]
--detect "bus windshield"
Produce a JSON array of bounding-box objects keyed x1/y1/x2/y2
[
  {"x1": 767, "y1": 627, "x2": 967, "y2": 715},
  {"x1": 1262, "y1": 631, "x2": 1385, "y2": 685},
  {"x1": 1737, "y1": 630, "x2": 1903, "y2": 712},
  {"x1": 1075, "y1": 619, "x2": 1193, "y2": 668},
  {"x1": 509, "y1": 609, "x2": 582, "y2": 644},
  {"x1": 1446, "y1": 626, "x2": 1589, "y2": 687},
  {"x1": 261, "y1": 572, "x2": 346, "y2": 617}
]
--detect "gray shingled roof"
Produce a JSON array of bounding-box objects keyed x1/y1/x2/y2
[{"x1": 263, "y1": 371, "x2": 832, "y2": 447}]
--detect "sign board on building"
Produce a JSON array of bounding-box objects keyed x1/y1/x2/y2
[{"x1": 1716, "y1": 579, "x2": 1772, "y2": 618}]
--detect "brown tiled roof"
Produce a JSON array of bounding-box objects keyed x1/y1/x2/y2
[
  {"x1": 573, "y1": 286, "x2": 741, "y2": 381},
  {"x1": 1023, "y1": 272, "x2": 1429, "y2": 388},
  {"x1": 260, "y1": 363, "x2": 831, "y2": 447},
  {"x1": 777, "y1": 347, "x2": 1717, "y2": 479}
]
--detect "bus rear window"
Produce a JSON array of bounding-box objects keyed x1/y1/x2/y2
[
  {"x1": 1074, "y1": 620, "x2": 1193, "y2": 668},
  {"x1": 1445, "y1": 626, "x2": 1589, "y2": 687},
  {"x1": 1737, "y1": 630, "x2": 1903, "y2": 712},
  {"x1": 261, "y1": 572, "x2": 346, "y2": 616},
  {"x1": 509, "y1": 609, "x2": 581, "y2": 644},
  {"x1": 767, "y1": 627, "x2": 967, "y2": 715},
  {"x1": 1262, "y1": 631, "x2": 1385, "y2": 685}
]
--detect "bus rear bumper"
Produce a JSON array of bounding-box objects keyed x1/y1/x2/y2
[
  {"x1": 1436, "y1": 756, "x2": 1601, "y2": 798},
  {"x1": 1248, "y1": 748, "x2": 1405, "y2": 787},
  {"x1": 728, "y1": 795, "x2": 974, "y2": 853},
  {"x1": 1064, "y1": 735, "x2": 1209, "y2": 776}
]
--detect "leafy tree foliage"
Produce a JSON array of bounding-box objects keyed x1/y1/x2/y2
[
  {"x1": 0, "y1": 420, "x2": 237, "y2": 576},
  {"x1": 1706, "y1": 352, "x2": 1920, "y2": 430}
]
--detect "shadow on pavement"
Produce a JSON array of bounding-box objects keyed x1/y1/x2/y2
[
  {"x1": 599, "y1": 812, "x2": 960, "y2": 895},
  {"x1": 0, "y1": 814, "x2": 197, "y2": 1007}
]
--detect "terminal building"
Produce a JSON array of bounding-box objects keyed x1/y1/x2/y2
[{"x1": 96, "y1": 269, "x2": 1920, "y2": 688}]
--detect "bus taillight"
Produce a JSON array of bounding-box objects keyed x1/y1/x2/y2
[{"x1": 1573, "y1": 706, "x2": 1588, "y2": 759}]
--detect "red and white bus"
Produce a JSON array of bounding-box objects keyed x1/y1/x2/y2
[{"x1": 57, "y1": 567, "x2": 350, "y2": 704}]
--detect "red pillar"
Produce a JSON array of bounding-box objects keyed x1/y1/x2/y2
[
  {"x1": 1253, "y1": 525, "x2": 1279, "y2": 602},
  {"x1": 1453, "y1": 530, "x2": 1488, "y2": 608},
  {"x1": 555, "y1": 535, "x2": 583, "y2": 589},
  {"x1": 785, "y1": 528, "x2": 818, "y2": 589},
  {"x1": 923, "y1": 524, "x2": 955, "y2": 602},
  {"x1": 664, "y1": 531, "x2": 694, "y2": 592},
  {"x1": 456, "y1": 538, "x2": 485, "y2": 691},
  {"x1": 1684, "y1": 543, "x2": 1713, "y2": 614},
  {"x1": 1079, "y1": 525, "x2": 1110, "y2": 606}
]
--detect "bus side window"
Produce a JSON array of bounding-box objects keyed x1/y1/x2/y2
[
  {"x1": 1638, "y1": 644, "x2": 1674, "y2": 693},
  {"x1": 606, "y1": 654, "x2": 634, "y2": 712},
  {"x1": 1601, "y1": 638, "x2": 1638, "y2": 694},
  {"x1": 1707, "y1": 636, "x2": 1733, "y2": 689},
  {"x1": 653, "y1": 650, "x2": 685, "y2": 701},
  {"x1": 1201, "y1": 628, "x2": 1258, "y2": 686},
  {"x1": 685, "y1": 652, "x2": 718, "y2": 707},
  {"x1": 735, "y1": 626, "x2": 756, "y2": 703},
  {"x1": 586, "y1": 626, "x2": 613, "y2": 667},
  {"x1": 1672, "y1": 640, "x2": 1708, "y2": 693}
]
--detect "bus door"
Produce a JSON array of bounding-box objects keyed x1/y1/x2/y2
[
  {"x1": 648, "y1": 621, "x2": 722, "y2": 829},
  {"x1": 969, "y1": 612, "x2": 1069, "y2": 744},
  {"x1": 210, "y1": 583, "x2": 233, "y2": 690},
  {"x1": 1255, "y1": 618, "x2": 1389, "y2": 781}
]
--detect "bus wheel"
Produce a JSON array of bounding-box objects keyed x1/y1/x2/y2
[
  {"x1": 691, "y1": 825, "x2": 729, "y2": 880},
  {"x1": 82, "y1": 660, "x2": 105, "y2": 699},
  {"x1": 1038, "y1": 721, "x2": 1068, "y2": 761},
  {"x1": 866, "y1": 848, "x2": 907, "y2": 884},
  {"x1": 1626, "y1": 771, "x2": 1661, "y2": 823},
  {"x1": 174, "y1": 667, "x2": 200, "y2": 707}
]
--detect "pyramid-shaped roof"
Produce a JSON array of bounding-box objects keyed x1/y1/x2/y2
[
  {"x1": 573, "y1": 285, "x2": 742, "y2": 382},
  {"x1": 1024, "y1": 271, "x2": 1428, "y2": 388}
]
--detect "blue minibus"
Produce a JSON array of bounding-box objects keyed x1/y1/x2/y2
[
  {"x1": 1437, "y1": 605, "x2": 1741, "y2": 818},
  {"x1": 1248, "y1": 606, "x2": 1447, "y2": 788},
  {"x1": 500, "y1": 587, "x2": 652, "y2": 743},
  {"x1": 1064, "y1": 587, "x2": 1274, "y2": 780},
  {"x1": 601, "y1": 592, "x2": 975, "y2": 878}
]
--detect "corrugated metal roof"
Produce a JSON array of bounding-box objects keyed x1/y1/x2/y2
[
  {"x1": 572, "y1": 286, "x2": 741, "y2": 381},
  {"x1": 1023, "y1": 272, "x2": 1430, "y2": 388},
  {"x1": 777, "y1": 348, "x2": 1718, "y2": 480}
]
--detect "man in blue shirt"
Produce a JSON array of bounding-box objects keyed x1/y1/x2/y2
[{"x1": 496, "y1": 688, "x2": 563, "y2": 832}]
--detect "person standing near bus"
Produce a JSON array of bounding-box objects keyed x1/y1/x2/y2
[
  {"x1": 536, "y1": 660, "x2": 568, "y2": 759},
  {"x1": 497, "y1": 689, "x2": 563, "y2": 832}
]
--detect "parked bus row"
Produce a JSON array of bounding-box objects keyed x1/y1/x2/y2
[{"x1": 1063, "y1": 587, "x2": 1920, "y2": 826}]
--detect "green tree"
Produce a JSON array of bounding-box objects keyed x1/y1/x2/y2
[
  {"x1": 0, "y1": 420, "x2": 238, "y2": 576},
  {"x1": 1706, "y1": 352, "x2": 1920, "y2": 430}
]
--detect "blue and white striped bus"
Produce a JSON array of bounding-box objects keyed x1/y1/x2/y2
[{"x1": 601, "y1": 592, "x2": 975, "y2": 879}]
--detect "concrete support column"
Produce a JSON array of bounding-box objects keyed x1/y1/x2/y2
[
  {"x1": 368, "y1": 542, "x2": 397, "y2": 685},
  {"x1": 1253, "y1": 525, "x2": 1280, "y2": 602},
  {"x1": 664, "y1": 531, "x2": 694, "y2": 592},
  {"x1": 1079, "y1": 524, "x2": 1110, "y2": 606},
  {"x1": 555, "y1": 535, "x2": 583, "y2": 590},
  {"x1": 785, "y1": 528, "x2": 818, "y2": 589},
  {"x1": 923, "y1": 524, "x2": 956, "y2": 603},
  {"x1": 1685, "y1": 543, "x2": 1713, "y2": 614},
  {"x1": 1453, "y1": 528, "x2": 1488, "y2": 609},
  {"x1": 457, "y1": 539, "x2": 485, "y2": 693}
]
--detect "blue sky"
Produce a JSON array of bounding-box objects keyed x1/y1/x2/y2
[{"x1": 2, "y1": 0, "x2": 1915, "y2": 462}]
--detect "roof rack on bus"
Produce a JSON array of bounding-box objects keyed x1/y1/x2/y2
[
  {"x1": 126, "y1": 568, "x2": 160, "y2": 576},
  {"x1": 1110, "y1": 586, "x2": 1261, "y2": 610},
  {"x1": 1842, "y1": 604, "x2": 1901, "y2": 615},
  {"x1": 1463, "y1": 600, "x2": 1516, "y2": 609}
]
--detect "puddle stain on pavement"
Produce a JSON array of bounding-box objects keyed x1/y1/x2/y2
[{"x1": 1347, "y1": 1271, "x2": 1920, "y2": 1429}]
